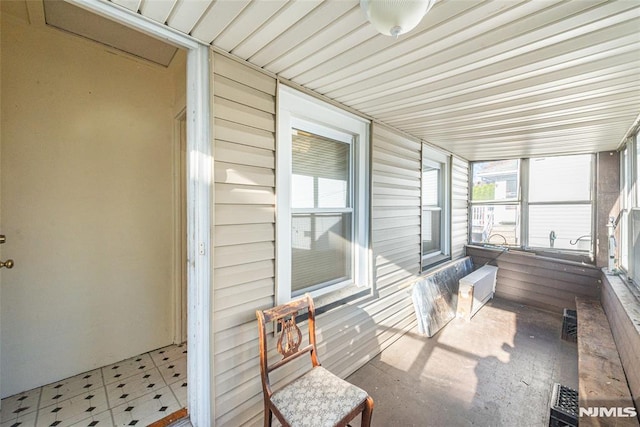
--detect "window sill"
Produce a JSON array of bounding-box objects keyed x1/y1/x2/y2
[
  {"x1": 310, "y1": 283, "x2": 372, "y2": 316},
  {"x1": 602, "y1": 271, "x2": 640, "y2": 334},
  {"x1": 468, "y1": 243, "x2": 593, "y2": 265},
  {"x1": 421, "y1": 254, "x2": 451, "y2": 272}
]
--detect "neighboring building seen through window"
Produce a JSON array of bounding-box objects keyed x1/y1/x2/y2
[
  {"x1": 470, "y1": 154, "x2": 594, "y2": 254},
  {"x1": 470, "y1": 159, "x2": 520, "y2": 246}
]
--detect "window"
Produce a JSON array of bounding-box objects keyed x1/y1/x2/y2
[
  {"x1": 528, "y1": 155, "x2": 593, "y2": 251},
  {"x1": 470, "y1": 159, "x2": 520, "y2": 246},
  {"x1": 422, "y1": 146, "x2": 450, "y2": 269},
  {"x1": 470, "y1": 155, "x2": 594, "y2": 255},
  {"x1": 620, "y1": 133, "x2": 640, "y2": 288},
  {"x1": 277, "y1": 86, "x2": 370, "y2": 303}
]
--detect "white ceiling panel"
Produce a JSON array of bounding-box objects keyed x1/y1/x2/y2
[
  {"x1": 109, "y1": 0, "x2": 640, "y2": 161},
  {"x1": 139, "y1": 0, "x2": 177, "y2": 23},
  {"x1": 166, "y1": 0, "x2": 212, "y2": 34},
  {"x1": 190, "y1": 0, "x2": 250, "y2": 43},
  {"x1": 212, "y1": 0, "x2": 288, "y2": 52}
]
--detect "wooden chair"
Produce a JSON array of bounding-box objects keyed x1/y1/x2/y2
[{"x1": 256, "y1": 294, "x2": 374, "y2": 427}]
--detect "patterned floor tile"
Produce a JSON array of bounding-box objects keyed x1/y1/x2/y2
[
  {"x1": 111, "y1": 386, "x2": 180, "y2": 426},
  {"x1": 149, "y1": 345, "x2": 187, "y2": 368},
  {"x1": 40, "y1": 370, "x2": 103, "y2": 409},
  {"x1": 169, "y1": 381, "x2": 188, "y2": 408},
  {"x1": 157, "y1": 357, "x2": 186, "y2": 386},
  {"x1": 101, "y1": 354, "x2": 154, "y2": 385},
  {"x1": 1, "y1": 388, "x2": 42, "y2": 423},
  {"x1": 0, "y1": 406, "x2": 37, "y2": 427},
  {"x1": 68, "y1": 410, "x2": 113, "y2": 427},
  {"x1": 36, "y1": 387, "x2": 108, "y2": 427},
  {"x1": 105, "y1": 368, "x2": 166, "y2": 406}
]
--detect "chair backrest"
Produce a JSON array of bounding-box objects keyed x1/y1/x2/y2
[{"x1": 256, "y1": 294, "x2": 320, "y2": 397}]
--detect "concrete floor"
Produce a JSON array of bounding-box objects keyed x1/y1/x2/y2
[{"x1": 346, "y1": 298, "x2": 578, "y2": 427}]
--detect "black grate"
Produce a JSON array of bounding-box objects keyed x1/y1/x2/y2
[
  {"x1": 562, "y1": 309, "x2": 577, "y2": 342},
  {"x1": 549, "y1": 383, "x2": 579, "y2": 427}
]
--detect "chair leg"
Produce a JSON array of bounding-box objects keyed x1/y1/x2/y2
[
  {"x1": 361, "y1": 396, "x2": 374, "y2": 427},
  {"x1": 264, "y1": 406, "x2": 272, "y2": 427}
]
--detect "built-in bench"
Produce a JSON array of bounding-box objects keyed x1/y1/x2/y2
[{"x1": 575, "y1": 297, "x2": 639, "y2": 426}]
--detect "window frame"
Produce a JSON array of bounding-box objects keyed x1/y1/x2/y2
[
  {"x1": 469, "y1": 159, "x2": 522, "y2": 247},
  {"x1": 524, "y1": 155, "x2": 595, "y2": 253},
  {"x1": 276, "y1": 85, "x2": 370, "y2": 305},
  {"x1": 620, "y1": 133, "x2": 640, "y2": 289},
  {"x1": 421, "y1": 145, "x2": 451, "y2": 271},
  {"x1": 469, "y1": 154, "x2": 596, "y2": 258}
]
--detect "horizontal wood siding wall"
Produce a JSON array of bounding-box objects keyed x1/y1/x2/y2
[
  {"x1": 451, "y1": 157, "x2": 469, "y2": 259},
  {"x1": 211, "y1": 57, "x2": 468, "y2": 425},
  {"x1": 212, "y1": 53, "x2": 277, "y2": 426},
  {"x1": 466, "y1": 246, "x2": 601, "y2": 313},
  {"x1": 601, "y1": 275, "x2": 640, "y2": 411},
  {"x1": 373, "y1": 124, "x2": 422, "y2": 287},
  {"x1": 302, "y1": 124, "x2": 425, "y2": 412}
]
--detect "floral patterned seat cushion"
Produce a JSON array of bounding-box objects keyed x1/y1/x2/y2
[{"x1": 270, "y1": 366, "x2": 368, "y2": 427}]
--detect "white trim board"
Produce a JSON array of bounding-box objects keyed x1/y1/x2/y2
[{"x1": 62, "y1": 1, "x2": 213, "y2": 425}]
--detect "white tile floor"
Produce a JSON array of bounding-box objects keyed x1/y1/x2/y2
[{"x1": 1, "y1": 344, "x2": 187, "y2": 427}]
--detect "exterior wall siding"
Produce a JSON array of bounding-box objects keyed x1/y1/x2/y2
[
  {"x1": 451, "y1": 157, "x2": 469, "y2": 259},
  {"x1": 212, "y1": 53, "x2": 277, "y2": 426},
  {"x1": 466, "y1": 245, "x2": 601, "y2": 313},
  {"x1": 211, "y1": 56, "x2": 471, "y2": 425}
]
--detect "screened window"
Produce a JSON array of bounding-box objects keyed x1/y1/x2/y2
[
  {"x1": 422, "y1": 146, "x2": 450, "y2": 269},
  {"x1": 528, "y1": 155, "x2": 593, "y2": 251},
  {"x1": 470, "y1": 159, "x2": 520, "y2": 246},
  {"x1": 470, "y1": 155, "x2": 594, "y2": 254},
  {"x1": 277, "y1": 86, "x2": 370, "y2": 303}
]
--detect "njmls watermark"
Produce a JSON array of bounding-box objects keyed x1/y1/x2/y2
[{"x1": 579, "y1": 407, "x2": 638, "y2": 418}]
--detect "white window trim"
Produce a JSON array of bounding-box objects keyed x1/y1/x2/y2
[
  {"x1": 277, "y1": 86, "x2": 370, "y2": 305},
  {"x1": 65, "y1": 2, "x2": 212, "y2": 425},
  {"x1": 469, "y1": 155, "x2": 595, "y2": 257},
  {"x1": 421, "y1": 145, "x2": 451, "y2": 270}
]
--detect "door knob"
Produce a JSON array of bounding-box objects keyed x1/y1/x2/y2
[{"x1": 0, "y1": 259, "x2": 14, "y2": 269}]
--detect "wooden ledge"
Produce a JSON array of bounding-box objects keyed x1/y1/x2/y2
[{"x1": 575, "y1": 297, "x2": 638, "y2": 426}]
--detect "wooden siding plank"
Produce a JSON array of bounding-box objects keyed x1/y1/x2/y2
[
  {"x1": 214, "y1": 242, "x2": 275, "y2": 269},
  {"x1": 372, "y1": 225, "x2": 420, "y2": 243},
  {"x1": 215, "y1": 161, "x2": 274, "y2": 187},
  {"x1": 215, "y1": 140, "x2": 274, "y2": 169},
  {"x1": 215, "y1": 97, "x2": 275, "y2": 132},
  {"x1": 468, "y1": 245, "x2": 602, "y2": 312},
  {"x1": 215, "y1": 118, "x2": 275, "y2": 151},
  {"x1": 215, "y1": 183, "x2": 274, "y2": 205},
  {"x1": 373, "y1": 173, "x2": 421, "y2": 188},
  {"x1": 372, "y1": 216, "x2": 421, "y2": 231},
  {"x1": 215, "y1": 205, "x2": 274, "y2": 225},
  {"x1": 372, "y1": 160, "x2": 421, "y2": 178},
  {"x1": 215, "y1": 223, "x2": 274, "y2": 247},
  {"x1": 214, "y1": 74, "x2": 275, "y2": 114},
  {"x1": 214, "y1": 54, "x2": 277, "y2": 95},
  {"x1": 214, "y1": 260, "x2": 274, "y2": 291}
]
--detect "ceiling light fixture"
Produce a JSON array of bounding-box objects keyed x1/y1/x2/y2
[{"x1": 360, "y1": 0, "x2": 436, "y2": 38}]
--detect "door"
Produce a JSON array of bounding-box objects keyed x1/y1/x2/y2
[{"x1": 1, "y1": 16, "x2": 179, "y2": 398}]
